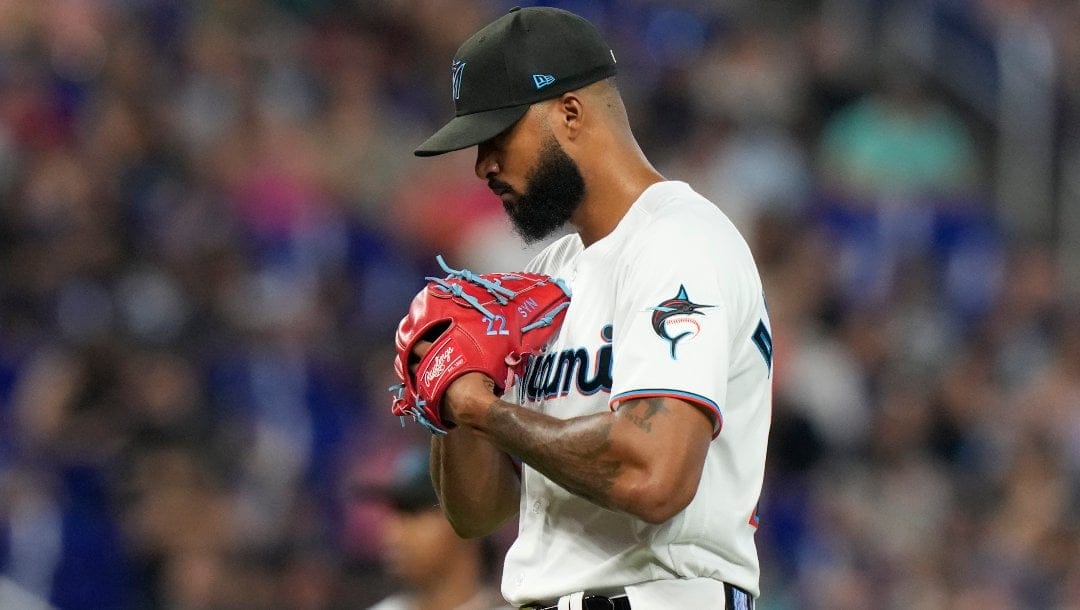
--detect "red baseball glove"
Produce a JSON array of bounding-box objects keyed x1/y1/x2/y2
[{"x1": 391, "y1": 256, "x2": 571, "y2": 435}]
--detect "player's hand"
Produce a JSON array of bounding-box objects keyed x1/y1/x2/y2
[
  {"x1": 410, "y1": 342, "x2": 495, "y2": 427},
  {"x1": 409, "y1": 340, "x2": 433, "y2": 377},
  {"x1": 443, "y1": 372, "x2": 498, "y2": 428}
]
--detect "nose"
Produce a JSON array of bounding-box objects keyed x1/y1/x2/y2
[{"x1": 475, "y1": 141, "x2": 499, "y2": 180}]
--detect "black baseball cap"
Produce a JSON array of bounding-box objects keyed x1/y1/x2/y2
[
  {"x1": 354, "y1": 446, "x2": 439, "y2": 512},
  {"x1": 414, "y1": 6, "x2": 618, "y2": 157}
]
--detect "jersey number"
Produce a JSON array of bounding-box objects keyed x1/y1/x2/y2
[{"x1": 751, "y1": 320, "x2": 773, "y2": 375}]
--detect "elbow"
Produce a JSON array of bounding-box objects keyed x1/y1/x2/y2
[
  {"x1": 442, "y1": 501, "x2": 516, "y2": 539},
  {"x1": 443, "y1": 506, "x2": 500, "y2": 539},
  {"x1": 620, "y1": 478, "x2": 695, "y2": 525},
  {"x1": 447, "y1": 518, "x2": 491, "y2": 539},
  {"x1": 637, "y1": 497, "x2": 691, "y2": 525}
]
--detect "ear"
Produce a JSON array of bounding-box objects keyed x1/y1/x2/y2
[{"x1": 551, "y1": 92, "x2": 584, "y2": 141}]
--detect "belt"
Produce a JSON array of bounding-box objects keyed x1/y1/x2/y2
[
  {"x1": 526, "y1": 594, "x2": 630, "y2": 610},
  {"x1": 525, "y1": 583, "x2": 754, "y2": 610}
]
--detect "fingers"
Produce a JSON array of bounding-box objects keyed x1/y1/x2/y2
[{"x1": 409, "y1": 340, "x2": 433, "y2": 376}]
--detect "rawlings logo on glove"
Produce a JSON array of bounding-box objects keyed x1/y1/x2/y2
[
  {"x1": 390, "y1": 256, "x2": 572, "y2": 435},
  {"x1": 424, "y1": 346, "x2": 460, "y2": 385}
]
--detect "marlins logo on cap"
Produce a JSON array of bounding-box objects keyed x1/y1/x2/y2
[{"x1": 451, "y1": 60, "x2": 466, "y2": 100}]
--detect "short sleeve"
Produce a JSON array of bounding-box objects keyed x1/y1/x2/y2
[{"x1": 607, "y1": 221, "x2": 732, "y2": 437}]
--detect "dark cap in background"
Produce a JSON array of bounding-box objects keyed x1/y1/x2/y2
[
  {"x1": 355, "y1": 446, "x2": 439, "y2": 512},
  {"x1": 414, "y1": 6, "x2": 618, "y2": 157}
]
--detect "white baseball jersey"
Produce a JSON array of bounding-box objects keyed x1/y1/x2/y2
[{"x1": 501, "y1": 181, "x2": 772, "y2": 608}]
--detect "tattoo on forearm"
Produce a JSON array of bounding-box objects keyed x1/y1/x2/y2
[
  {"x1": 484, "y1": 402, "x2": 622, "y2": 506},
  {"x1": 565, "y1": 421, "x2": 621, "y2": 501},
  {"x1": 621, "y1": 398, "x2": 669, "y2": 433}
]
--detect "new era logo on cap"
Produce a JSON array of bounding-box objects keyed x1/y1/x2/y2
[{"x1": 532, "y1": 73, "x2": 556, "y2": 89}]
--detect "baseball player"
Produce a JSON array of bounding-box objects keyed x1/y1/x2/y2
[
  {"x1": 405, "y1": 7, "x2": 772, "y2": 610},
  {"x1": 363, "y1": 447, "x2": 512, "y2": 610}
]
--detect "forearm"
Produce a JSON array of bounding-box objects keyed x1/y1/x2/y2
[
  {"x1": 449, "y1": 397, "x2": 669, "y2": 520},
  {"x1": 445, "y1": 374, "x2": 711, "y2": 524},
  {"x1": 431, "y1": 427, "x2": 520, "y2": 538},
  {"x1": 461, "y1": 399, "x2": 647, "y2": 518}
]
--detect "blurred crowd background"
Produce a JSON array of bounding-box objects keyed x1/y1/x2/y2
[{"x1": 1, "y1": 0, "x2": 1079, "y2": 608}]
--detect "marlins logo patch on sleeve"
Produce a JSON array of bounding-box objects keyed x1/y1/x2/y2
[{"x1": 648, "y1": 285, "x2": 713, "y2": 359}]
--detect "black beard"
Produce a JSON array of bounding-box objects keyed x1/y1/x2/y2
[{"x1": 500, "y1": 138, "x2": 585, "y2": 243}]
